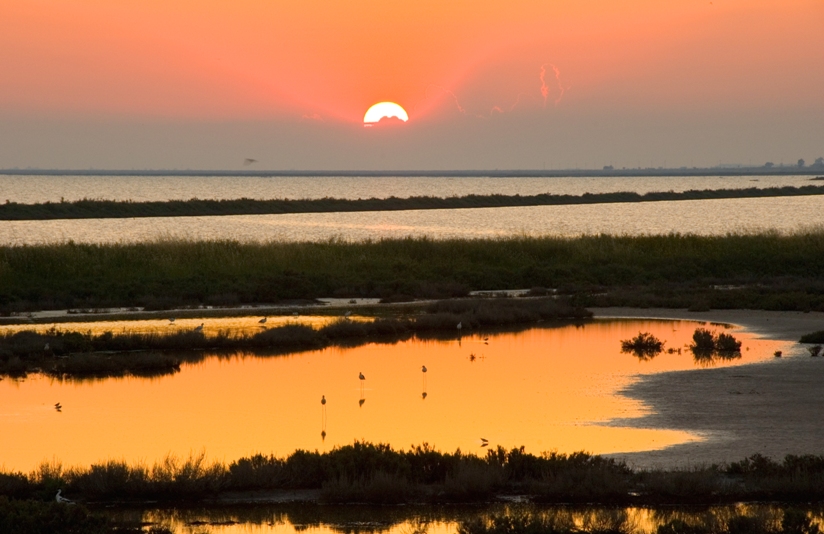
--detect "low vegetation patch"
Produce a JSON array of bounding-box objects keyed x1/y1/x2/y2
[
  {"x1": 620, "y1": 332, "x2": 664, "y2": 359},
  {"x1": 4, "y1": 231, "x2": 824, "y2": 314},
  {"x1": 689, "y1": 328, "x2": 742, "y2": 362},
  {"x1": 0, "y1": 298, "x2": 590, "y2": 378},
  {"x1": 2, "y1": 445, "x2": 824, "y2": 506},
  {"x1": 800, "y1": 330, "x2": 824, "y2": 343},
  {"x1": 3, "y1": 186, "x2": 824, "y2": 221}
]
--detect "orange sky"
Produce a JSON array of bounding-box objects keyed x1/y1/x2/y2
[{"x1": 0, "y1": 0, "x2": 822, "y2": 168}]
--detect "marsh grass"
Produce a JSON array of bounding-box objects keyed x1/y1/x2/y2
[
  {"x1": 3, "y1": 445, "x2": 824, "y2": 506},
  {"x1": 0, "y1": 298, "x2": 589, "y2": 378},
  {"x1": 3, "y1": 185, "x2": 824, "y2": 221},
  {"x1": 4, "y1": 230, "x2": 824, "y2": 314}
]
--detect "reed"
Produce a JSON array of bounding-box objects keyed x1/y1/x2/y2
[{"x1": 3, "y1": 231, "x2": 824, "y2": 314}]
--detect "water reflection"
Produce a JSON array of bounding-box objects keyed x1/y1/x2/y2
[
  {"x1": 108, "y1": 503, "x2": 824, "y2": 534},
  {"x1": 0, "y1": 320, "x2": 787, "y2": 471}
]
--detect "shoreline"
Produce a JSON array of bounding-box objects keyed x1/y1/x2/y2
[{"x1": 593, "y1": 308, "x2": 824, "y2": 469}]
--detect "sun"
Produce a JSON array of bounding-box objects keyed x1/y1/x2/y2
[{"x1": 363, "y1": 102, "x2": 408, "y2": 126}]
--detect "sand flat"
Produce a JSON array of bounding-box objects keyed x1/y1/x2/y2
[{"x1": 593, "y1": 308, "x2": 824, "y2": 469}]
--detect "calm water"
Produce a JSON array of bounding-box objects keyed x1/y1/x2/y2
[
  {"x1": 0, "y1": 319, "x2": 786, "y2": 472},
  {"x1": 0, "y1": 174, "x2": 814, "y2": 203},
  {"x1": 110, "y1": 504, "x2": 824, "y2": 534}
]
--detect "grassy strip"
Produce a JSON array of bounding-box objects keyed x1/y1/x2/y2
[
  {"x1": 2, "y1": 185, "x2": 824, "y2": 220},
  {"x1": 0, "y1": 299, "x2": 589, "y2": 378},
  {"x1": 2, "y1": 443, "x2": 824, "y2": 506},
  {"x1": 4, "y1": 231, "x2": 824, "y2": 314}
]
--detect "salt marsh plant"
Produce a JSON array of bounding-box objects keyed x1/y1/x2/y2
[{"x1": 620, "y1": 332, "x2": 664, "y2": 360}]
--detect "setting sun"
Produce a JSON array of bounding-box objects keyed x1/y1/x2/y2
[{"x1": 363, "y1": 102, "x2": 409, "y2": 125}]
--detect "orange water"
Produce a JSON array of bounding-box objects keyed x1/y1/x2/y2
[{"x1": 0, "y1": 319, "x2": 784, "y2": 471}]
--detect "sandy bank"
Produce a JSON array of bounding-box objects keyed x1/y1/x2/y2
[{"x1": 592, "y1": 308, "x2": 824, "y2": 469}]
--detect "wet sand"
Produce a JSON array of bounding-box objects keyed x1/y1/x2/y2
[{"x1": 593, "y1": 308, "x2": 824, "y2": 469}]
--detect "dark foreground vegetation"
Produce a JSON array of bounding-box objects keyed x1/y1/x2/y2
[
  {"x1": 0, "y1": 299, "x2": 589, "y2": 378},
  {"x1": 2, "y1": 442, "x2": 824, "y2": 506},
  {"x1": 3, "y1": 231, "x2": 824, "y2": 314},
  {"x1": 3, "y1": 185, "x2": 824, "y2": 221}
]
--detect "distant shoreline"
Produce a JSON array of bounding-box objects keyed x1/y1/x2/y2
[
  {"x1": 2, "y1": 167, "x2": 824, "y2": 178},
  {"x1": 3, "y1": 184, "x2": 824, "y2": 220}
]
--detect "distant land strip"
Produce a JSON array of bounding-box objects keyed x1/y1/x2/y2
[{"x1": 2, "y1": 185, "x2": 824, "y2": 220}]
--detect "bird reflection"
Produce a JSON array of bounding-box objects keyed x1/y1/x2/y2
[
  {"x1": 359, "y1": 398, "x2": 366, "y2": 408},
  {"x1": 321, "y1": 395, "x2": 327, "y2": 435},
  {"x1": 321, "y1": 430, "x2": 326, "y2": 441}
]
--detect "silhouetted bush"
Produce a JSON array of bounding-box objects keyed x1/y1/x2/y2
[{"x1": 620, "y1": 332, "x2": 664, "y2": 359}]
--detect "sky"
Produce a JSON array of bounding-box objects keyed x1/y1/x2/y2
[{"x1": 1, "y1": 0, "x2": 822, "y2": 170}]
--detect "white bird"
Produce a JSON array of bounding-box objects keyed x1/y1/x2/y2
[
  {"x1": 55, "y1": 489, "x2": 75, "y2": 505},
  {"x1": 344, "y1": 311, "x2": 352, "y2": 318},
  {"x1": 457, "y1": 322, "x2": 462, "y2": 331},
  {"x1": 194, "y1": 323, "x2": 204, "y2": 333},
  {"x1": 321, "y1": 395, "x2": 326, "y2": 405},
  {"x1": 259, "y1": 317, "x2": 267, "y2": 324}
]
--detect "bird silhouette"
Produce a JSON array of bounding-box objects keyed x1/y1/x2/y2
[
  {"x1": 359, "y1": 372, "x2": 365, "y2": 381},
  {"x1": 55, "y1": 490, "x2": 75, "y2": 505},
  {"x1": 359, "y1": 398, "x2": 366, "y2": 407},
  {"x1": 259, "y1": 317, "x2": 267, "y2": 324},
  {"x1": 321, "y1": 395, "x2": 326, "y2": 405},
  {"x1": 243, "y1": 158, "x2": 258, "y2": 166},
  {"x1": 54, "y1": 402, "x2": 62, "y2": 412},
  {"x1": 194, "y1": 323, "x2": 204, "y2": 333},
  {"x1": 422, "y1": 392, "x2": 427, "y2": 400},
  {"x1": 169, "y1": 317, "x2": 175, "y2": 324},
  {"x1": 422, "y1": 365, "x2": 427, "y2": 373}
]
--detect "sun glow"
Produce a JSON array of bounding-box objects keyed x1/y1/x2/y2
[{"x1": 363, "y1": 102, "x2": 408, "y2": 125}]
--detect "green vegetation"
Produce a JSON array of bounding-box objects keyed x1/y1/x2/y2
[
  {"x1": 3, "y1": 185, "x2": 824, "y2": 221},
  {"x1": 0, "y1": 299, "x2": 589, "y2": 378},
  {"x1": 620, "y1": 332, "x2": 664, "y2": 359},
  {"x1": 4, "y1": 230, "x2": 824, "y2": 314},
  {"x1": 2, "y1": 444, "x2": 824, "y2": 506}
]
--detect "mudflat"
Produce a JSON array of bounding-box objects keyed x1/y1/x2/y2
[{"x1": 593, "y1": 308, "x2": 824, "y2": 469}]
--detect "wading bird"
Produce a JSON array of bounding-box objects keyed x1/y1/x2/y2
[
  {"x1": 259, "y1": 317, "x2": 267, "y2": 324},
  {"x1": 55, "y1": 489, "x2": 75, "y2": 505},
  {"x1": 359, "y1": 372, "x2": 365, "y2": 381},
  {"x1": 54, "y1": 402, "x2": 62, "y2": 412},
  {"x1": 194, "y1": 323, "x2": 204, "y2": 333},
  {"x1": 321, "y1": 395, "x2": 326, "y2": 406},
  {"x1": 457, "y1": 322, "x2": 462, "y2": 331},
  {"x1": 169, "y1": 317, "x2": 175, "y2": 324}
]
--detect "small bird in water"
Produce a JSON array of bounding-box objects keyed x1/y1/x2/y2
[
  {"x1": 55, "y1": 489, "x2": 75, "y2": 505},
  {"x1": 344, "y1": 311, "x2": 352, "y2": 318},
  {"x1": 194, "y1": 323, "x2": 204, "y2": 333},
  {"x1": 169, "y1": 317, "x2": 175, "y2": 324},
  {"x1": 321, "y1": 395, "x2": 326, "y2": 405},
  {"x1": 259, "y1": 317, "x2": 267, "y2": 324},
  {"x1": 457, "y1": 322, "x2": 462, "y2": 331},
  {"x1": 359, "y1": 398, "x2": 366, "y2": 407},
  {"x1": 359, "y1": 372, "x2": 365, "y2": 381},
  {"x1": 422, "y1": 365, "x2": 427, "y2": 373},
  {"x1": 54, "y1": 402, "x2": 62, "y2": 412},
  {"x1": 44, "y1": 343, "x2": 49, "y2": 351}
]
